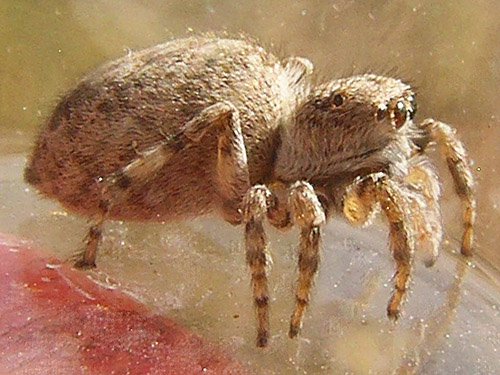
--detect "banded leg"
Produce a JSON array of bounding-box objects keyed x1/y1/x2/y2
[
  {"x1": 345, "y1": 173, "x2": 416, "y2": 319},
  {"x1": 421, "y1": 119, "x2": 476, "y2": 256},
  {"x1": 74, "y1": 101, "x2": 243, "y2": 268},
  {"x1": 288, "y1": 181, "x2": 326, "y2": 338},
  {"x1": 74, "y1": 205, "x2": 108, "y2": 269},
  {"x1": 377, "y1": 178, "x2": 415, "y2": 319},
  {"x1": 243, "y1": 185, "x2": 292, "y2": 347}
]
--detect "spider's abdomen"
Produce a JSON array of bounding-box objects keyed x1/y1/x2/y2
[{"x1": 25, "y1": 37, "x2": 295, "y2": 220}]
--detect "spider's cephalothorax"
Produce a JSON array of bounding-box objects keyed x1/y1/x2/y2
[{"x1": 25, "y1": 36, "x2": 476, "y2": 347}]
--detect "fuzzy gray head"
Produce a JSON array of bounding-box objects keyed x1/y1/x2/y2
[{"x1": 275, "y1": 74, "x2": 418, "y2": 183}]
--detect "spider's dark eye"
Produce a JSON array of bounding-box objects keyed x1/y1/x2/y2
[
  {"x1": 332, "y1": 93, "x2": 344, "y2": 107},
  {"x1": 376, "y1": 104, "x2": 388, "y2": 121},
  {"x1": 392, "y1": 100, "x2": 407, "y2": 128},
  {"x1": 407, "y1": 95, "x2": 417, "y2": 120}
]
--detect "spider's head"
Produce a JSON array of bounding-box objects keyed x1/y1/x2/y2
[
  {"x1": 302, "y1": 74, "x2": 417, "y2": 144},
  {"x1": 276, "y1": 74, "x2": 418, "y2": 182}
]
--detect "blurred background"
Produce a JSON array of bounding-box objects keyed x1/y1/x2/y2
[{"x1": 1, "y1": 1, "x2": 499, "y2": 374}]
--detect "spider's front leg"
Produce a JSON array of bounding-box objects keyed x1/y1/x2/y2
[
  {"x1": 420, "y1": 119, "x2": 476, "y2": 256},
  {"x1": 404, "y1": 158, "x2": 443, "y2": 267},
  {"x1": 242, "y1": 185, "x2": 292, "y2": 347},
  {"x1": 288, "y1": 181, "x2": 326, "y2": 338},
  {"x1": 344, "y1": 173, "x2": 416, "y2": 319}
]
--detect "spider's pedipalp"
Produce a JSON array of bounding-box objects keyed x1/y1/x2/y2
[
  {"x1": 420, "y1": 119, "x2": 476, "y2": 256},
  {"x1": 343, "y1": 176, "x2": 379, "y2": 226}
]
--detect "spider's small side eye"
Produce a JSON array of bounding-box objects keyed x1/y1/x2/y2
[
  {"x1": 376, "y1": 104, "x2": 388, "y2": 121},
  {"x1": 407, "y1": 95, "x2": 417, "y2": 120},
  {"x1": 332, "y1": 93, "x2": 344, "y2": 107},
  {"x1": 392, "y1": 100, "x2": 407, "y2": 128}
]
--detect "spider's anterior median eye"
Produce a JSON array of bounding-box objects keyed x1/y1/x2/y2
[
  {"x1": 392, "y1": 100, "x2": 407, "y2": 128},
  {"x1": 332, "y1": 93, "x2": 344, "y2": 107}
]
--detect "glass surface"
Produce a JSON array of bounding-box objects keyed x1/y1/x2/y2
[{"x1": 1, "y1": 1, "x2": 499, "y2": 374}]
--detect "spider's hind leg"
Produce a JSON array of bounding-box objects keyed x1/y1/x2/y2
[
  {"x1": 74, "y1": 138, "x2": 180, "y2": 269},
  {"x1": 74, "y1": 101, "x2": 242, "y2": 269},
  {"x1": 74, "y1": 208, "x2": 107, "y2": 269}
]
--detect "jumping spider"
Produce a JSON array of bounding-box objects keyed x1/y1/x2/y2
[{"x1": 25, "y1": 36, "x2": 476, "y2": 347}]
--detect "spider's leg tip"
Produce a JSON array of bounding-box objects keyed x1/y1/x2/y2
[
  {"x1": 460, "y1": 236, "x2": 473, "y2": 258},
  {"x1": 256, "y1": 332, "x2": 269, "y2": 348},
  {"x1": 387, "y1": 308, "x2": 400, "y2": 322},
  {"x1": 74, "y1": 259, "x2": 97, "y2": 270},
  {"x1": 288, "y1": 325, "x2": 300, "y2": 339}
]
